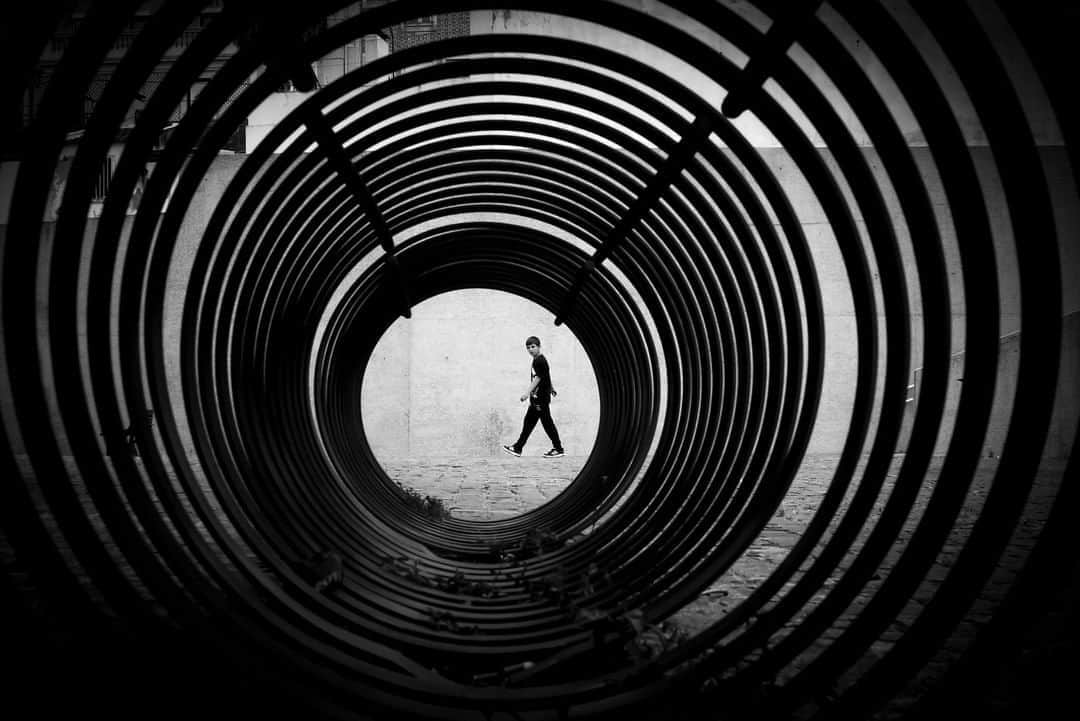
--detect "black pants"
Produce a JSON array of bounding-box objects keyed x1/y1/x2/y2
[{"x1": 513, "y1": 400, "x2": 562, "y2": 452}]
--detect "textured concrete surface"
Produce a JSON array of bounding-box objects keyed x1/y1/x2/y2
[
  {"x1": 362, "y1": 289, "x2": 602, "y2": 459},
  {"x1": 382, "y1": 454, "x2": 586, "y2": 521},
  {"x1": 98, "y1": 143, "x2": 1079, "y2": 465},
  {"x1": 3, "y1": 451, "x2": 1074, "y2": 719},
  {"x1": 384, "y1": 452, "x2": 1071, "y2": 720}
]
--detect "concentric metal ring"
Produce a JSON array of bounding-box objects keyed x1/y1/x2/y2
[{"x1": 2, "y1": 2, "x2": 1077, "y2": 720}]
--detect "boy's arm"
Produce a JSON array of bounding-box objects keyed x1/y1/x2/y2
[{"x1": 521, "y1": 377, "x2": 540, "y2": 402}]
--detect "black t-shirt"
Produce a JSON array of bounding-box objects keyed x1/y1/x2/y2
[{"x1": 531, "y1": 354, "x2": 552, "y2": 404}]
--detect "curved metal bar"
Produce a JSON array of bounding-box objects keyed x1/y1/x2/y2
[{"x1": 3, "y1": 2, "x2": 1076, "y2": 719}]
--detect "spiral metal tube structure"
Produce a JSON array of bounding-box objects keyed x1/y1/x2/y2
[{"x1": 2, "y1": 2, "x2": 1077, "y2": 719}]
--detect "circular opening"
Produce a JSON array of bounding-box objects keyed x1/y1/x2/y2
[{"x1": 360, "y1": 288, "x2": 600, "y2": 521}]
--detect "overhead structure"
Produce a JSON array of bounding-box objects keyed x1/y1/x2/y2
[{"x1": 2, "y1": 2, "x2": 1077, "y2": 719}]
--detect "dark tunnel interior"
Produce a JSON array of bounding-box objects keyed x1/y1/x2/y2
[{"x1": 1, "y1": 2, "x2": 1078, "y2": 719}]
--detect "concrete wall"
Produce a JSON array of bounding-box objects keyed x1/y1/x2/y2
[
  {"x1": 4, "y1": 6, "x2": 1078, "y2": 464},
  {"x1": 3, "y1": 148, "x2": 1077, "y2": 464},
  {"x1": 163, "y1": 155, "x2": 247, "y2": 469},
  {"x1": 905, "y1": 311, "x2": 1080, "y2": 461},
  {"x1": 361, "y1": 290, "x2": 600, "y2": 458},
  {"x1": 246, "y1": 92, "x2": 314, "y2": 154}
]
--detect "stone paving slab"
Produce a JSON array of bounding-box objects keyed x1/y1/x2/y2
[
  {"x1": 383, "y1": 453, "x2": 1069, "y2": 719},
  {"x1": 5, "y1": 452, "x2": 1072, "y2": 719},
  {"x1": 381, "y1": 455, "x2": 584, "y2": 521}
]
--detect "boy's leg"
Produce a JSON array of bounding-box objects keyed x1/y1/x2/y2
[
  {"x1": 512, "y1": 404, "x2": 540, "y2": 452},
  {"x1": 538, "y1": 405, "x2": 563, "y2": 453}
]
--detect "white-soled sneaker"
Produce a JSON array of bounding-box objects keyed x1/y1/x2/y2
[
  {"x1": 502, "y1": 445, "x2": 522, "y2": 457},
  {"x1": 543, "y1": 448, "x2": 564, "y2": 458}
]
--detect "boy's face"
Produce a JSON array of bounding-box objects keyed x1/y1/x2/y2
[{"x1": 526, "y1": 342, "x2": 541, "y2": 357}]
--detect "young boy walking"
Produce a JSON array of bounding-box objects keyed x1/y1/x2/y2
[{"x1": 503, "y1": 336, "x2": 564, "y2": 458}]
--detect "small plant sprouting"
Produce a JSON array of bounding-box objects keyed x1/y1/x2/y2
[
  {"x1": 625, "y1": 619, "x2": 690, "y2": 662},
  {"x1": 378, "y1": 553, "x2": 502, "y2": 599},
  {"x1": 488, "y1": 526, "x2": 566, "y2": 562},
  {"x1": 426, "y1": 607, "x2": 478, "y2": 634},
  {"x1": 396, "y1": 483, "x2": 452, "y2": 521}
]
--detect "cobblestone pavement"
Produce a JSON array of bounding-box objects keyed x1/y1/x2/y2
[
  {"x1": 381, "y1": 454, "x2": 585, "y2": 521},
  {"x1": 384, "y1": 452, "x2": 1072, "y2": 720},
  {"x1": 4, "y1": 453, "x2": 1073, "y2": 720}
]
